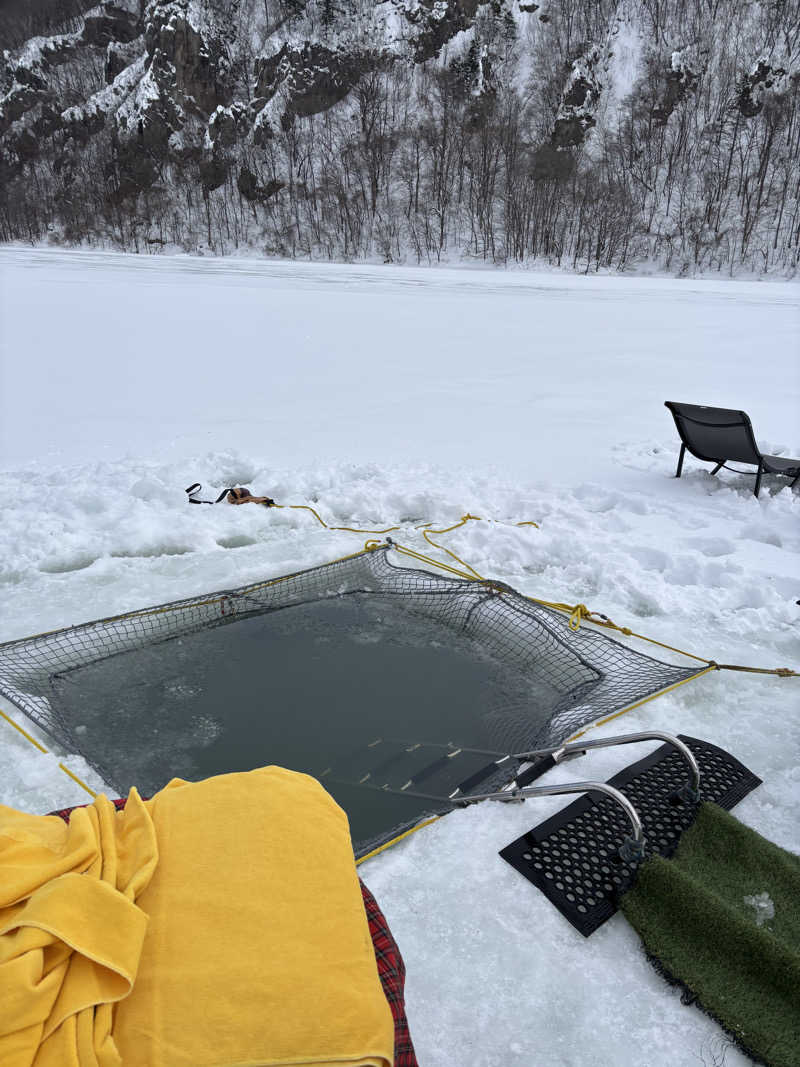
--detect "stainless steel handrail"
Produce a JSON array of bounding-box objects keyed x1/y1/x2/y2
[
  {"x1": 455, "y1": 779, "x2": 645, "y2": 858},
  {"x1": 512, "y1": 731, "x2": 701, "y2": 801}
]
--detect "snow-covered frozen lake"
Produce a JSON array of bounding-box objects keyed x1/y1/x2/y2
[
  {"x1": 1, "y1": 248, "x2": 799, "y2": 1066},
  {"x1": 2, "y1": 248, "x2": 798, "y2": 480}
]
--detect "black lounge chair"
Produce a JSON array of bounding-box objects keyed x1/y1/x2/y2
[{"x1": 664, "y1": 401, "x2": 800, "y2": 498}]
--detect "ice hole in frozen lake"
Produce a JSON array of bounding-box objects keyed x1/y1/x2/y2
[
  {"x1": 50, "y1": 594, "x2": 567, "y2": 848},
  {"x1": 0, "y1": 548, "x2": 702, "y2": 851}
]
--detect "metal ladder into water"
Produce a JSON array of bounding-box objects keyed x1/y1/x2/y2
[{"x1": 320, "y1": 731, "x2": 703, "y2": 860}]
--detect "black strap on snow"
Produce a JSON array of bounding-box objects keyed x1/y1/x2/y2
[
  {"x1": 185, "y1": 483, "x2": 233, "y2": 504},
  {"x1": 185, "y1": 483, "x2": 276, "y2": 507}
]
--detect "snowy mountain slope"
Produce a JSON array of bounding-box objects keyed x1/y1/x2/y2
[
  {"x1": 0, "y1": 249, "x2": 798, "y2": 1065},
  {"x1": 1, "y1": 0, "x2": 798, "y2": 270}
]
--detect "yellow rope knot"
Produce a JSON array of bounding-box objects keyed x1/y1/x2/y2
[
  {"x1": 568, "y1": 604, "x2": 592, "y2": 631},
  {"x1": 484, "y1": 580, "x2": 507, "y2": 595}
]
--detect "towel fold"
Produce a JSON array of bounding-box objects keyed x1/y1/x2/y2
[
  {"x1": 0, "y1": 789, "x2": 158, "y2": 1067},
  {"x1": 3, "y1": 767, "x2": 394, "y2": 1067}
]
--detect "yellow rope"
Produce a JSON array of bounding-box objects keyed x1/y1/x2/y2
[
  {"x1": 388, "y1": 541, "x2": 796, "y2": 679},
  {"x1": 528, "y1": 596, "x2": 710, "y2": 662},
  {"x1": 20, "y1": 498, "x2": 791, "y2": 676},
  {"x1": 355, "y1": 817, "x2": 441, "y2": 866},
  {"x1": 713, "y1": 663, "x2": 799, "y2": 678},
  {"x1": 0, "y1": 705, "x2": 47, "y2": 753},
  {"x1": 422, "y1": 533, "x2": 484, "y2": 580},
  {"x1": 420, "y1": 515, "x2": 487, "y2": 579},
  {"x1": 417, "y1": 513, "x2": 539, "y2": 582},
  {"x1": 268, "y1": 504, "x2": 538, "y2": 584},
  {"x1": 4, "y1": 506, "x2": 528, "y2": 642},
  {"x1": 390, "y1": 541, "x2": 481, "y2": 582},
  {"x1": 0, "y1": 706, "x2": 97, "y2": 798},
  {"x1": 272, "y1": 503, "x2": 403, "y2": 536},
  {"x1": 57, "y1": 765, "x2": 98, "y2": 796},
  {"x1": 425, "y1": 513, "x2": 482, "y2": 534},
  {"x1": 370, "y1": 522, "x2": 797, "y2": 679},
  {"x1": 564, "y1": 666, "x2": 720, "y2": 743},
  {"x1": 524, "y1": 596, "x2": 796, "y2": 676},
  {"x1": 274, "y1": 503, "x2": 538, "y2": 553},
  {"x1": 4, "y1": 503, "x2": 792, "y2": 829}
]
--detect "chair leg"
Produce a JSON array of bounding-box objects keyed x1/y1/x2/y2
[
  {"x1": 710, "y1": 461, "x2": 724, "y2": 476},
  {"x1": 754, "y1": 461, "x2": 764, "y2": 498},
  {"x1": 676, "y1": 444, "x2": 686, "y2": 478}
]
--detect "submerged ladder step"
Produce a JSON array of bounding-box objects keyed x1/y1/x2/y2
[{"x1": 321, "y1": 738, "x2": 513, "y2": 797}]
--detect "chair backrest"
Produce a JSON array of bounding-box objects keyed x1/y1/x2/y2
[{"x1": 664, "y1": 402, "x2": 763, "y2": 465}]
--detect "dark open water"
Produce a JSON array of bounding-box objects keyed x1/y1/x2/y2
[{"x1": 50, "y1": 594, "x2": 558, "y2": 846}]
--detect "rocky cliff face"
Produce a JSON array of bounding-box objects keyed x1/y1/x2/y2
[
  {"x1": 1, "y1": 0, "x2": 798, "y2": 272},
  {"x1": 1, "y1": 0, "x2": 475, "y2": 185}
]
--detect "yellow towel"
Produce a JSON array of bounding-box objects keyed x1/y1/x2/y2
[
  {"x1": 113, "y1": 766, "x2": 394, "y2": 1067},
  {"x1": 0, "y1": 789, "x2": 158, "y2": 1067}
]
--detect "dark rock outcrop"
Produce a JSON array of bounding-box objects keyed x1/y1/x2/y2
[
  {"x1": 408, "y1": 0, "x2": 482, "y2": 63},
  {"x1": 737, "y1": 59, "x2": 787, "y2": 118},
  {"x1": 207, "y1": 100, "x2": 247, "y2": 145},
  {"x1": 0, "y1": 33, "x2": 80, "y2": 136},
  {"x1": 254, "y1": 43, "x2": 377, "y2": 125},
  {"x1": 105, "y1": 38, "x2": 143, "y2": 82},
  {"x1": 96, "y1": 0, "x2": 238, "y2": 194},
  {"x1": 551, "y1": 47, "x2": 601, "y2": 148},
  {"x1": 0, "y1": 83, "x2": 49, "y2": 137},
  {"x1": 199, "y1": 147, "x2": 229, "y2": 191},
  {"x1": 237, "y1": 164, "x2": 284, "y2": 201},
  {"x1": 82, "y1": 2, "x2": 142, "y2": 46},
  {"x1": 0, "y1": 0, "x2": 537, "y2": 188},
  {"x1": 652, "y1": 51, "x2": 697, "y2": 125},
  {"x1": 144, "y1": 0, "x2": 234, "y2": 116}
]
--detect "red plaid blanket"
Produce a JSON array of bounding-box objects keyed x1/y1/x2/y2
[{"x1": 48, "y1": 798, "x2": 417, "y2": 1067}]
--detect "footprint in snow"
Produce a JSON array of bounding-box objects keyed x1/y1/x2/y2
[
  {"x1": 686, "y1": 537, "x2": 736, "y2": 557},
  {"x1": 627, "y1": 545, "x2": 670, "y2": 572},
  {"x1": 740, "y1": 524, "x2": 782, "y2": 548},
  {"x1": 39, "y1": 554, "x2": 97, "y2": 574}
]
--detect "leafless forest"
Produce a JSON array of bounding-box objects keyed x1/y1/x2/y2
[{"x1": 1, "y1": 0, "x2": 798, "y2": 272}]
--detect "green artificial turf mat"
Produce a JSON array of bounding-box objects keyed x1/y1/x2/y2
[{"x1": 621, "y1": 802, "x2": 800, "y2": 1067}]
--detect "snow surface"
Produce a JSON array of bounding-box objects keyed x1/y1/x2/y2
[
  {"x1": 600, "y1": 10, "x2": 644, "y2": 133},
  {"x1": 0, "y1": 248, "x2": 799, "y2": 1066},
  {"x1": 743, "y1": 891, "x2": 774, "y2": 927}
]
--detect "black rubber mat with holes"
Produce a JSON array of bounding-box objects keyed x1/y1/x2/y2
[{"x1": 499, "y1": 736, "x2": 762, "y2": 937}]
